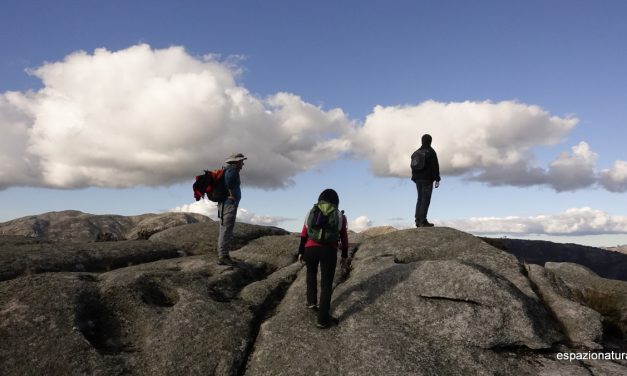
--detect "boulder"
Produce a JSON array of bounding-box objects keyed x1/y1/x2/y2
[
  {"x1": 349, "y1": 226, "x2": 399, "y2": 243},
  {"x1": 0, "y1": 211, "x2": 211, "y2": 243},
  {"x1": 0, "y1": 210, "x2": 136, "y2": 242},
  {"x1": 483, "y1": 237, "x2": 627, "y2": 281},
  {"x1": 149, "y1": 221, "x2": 289, "y2": 256},
  {"x1": 545, "y1": 262, "x2": 627, "y2": 338},
  {"x1": 0, "y1": 236, "x2": 184, "y2": 282},
  {"x1": 0, "y1": 233, "x2": 299, "y2": 375},
  {"x1": 246, "y1": 228, "x2": 626, "y2": 375},
  {"x1": 126, "y1": 212, "x2": 211, "y2": 240},
  {"x1": 232, "y1": 234, "x2": 300, "y2": 270},
  {"x1": 526, "y1": 264, "x2": 603, "y2": 349}
]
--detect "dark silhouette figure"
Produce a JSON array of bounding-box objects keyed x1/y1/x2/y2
[{"x1": 411, "y1": 134, "x2": 441, "y2": 227}]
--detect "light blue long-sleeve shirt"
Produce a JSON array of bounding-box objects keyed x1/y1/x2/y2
[{"x1": 224, "y1": 164, "x2": 241, "y2": 205}]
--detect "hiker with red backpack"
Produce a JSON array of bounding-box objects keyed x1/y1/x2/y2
[
  {"x1": 298, "y1": 189, "x2": 349, "y2": 329},
  {"x1": 217, "y1": 153, "x2": 247, "y2": 266}
]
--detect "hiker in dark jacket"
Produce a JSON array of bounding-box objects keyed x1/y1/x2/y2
[
  {"x1": 411, "y1": 134, "x2": 441, "y2": 227},
  {"x1": 298, "y1": 189, "x2": 349, "y2": 329},
  {"x1": 217, "y1": 153, "x2": 246, "y2": 266}
]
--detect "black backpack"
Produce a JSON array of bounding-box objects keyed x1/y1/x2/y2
[{"x1": 411, "y1": 149, "x2": 428, "y2": 171}]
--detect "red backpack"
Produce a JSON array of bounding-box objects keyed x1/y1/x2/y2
[{"x1": 193, "y1": 169, "x2": 227, "y2": 202}]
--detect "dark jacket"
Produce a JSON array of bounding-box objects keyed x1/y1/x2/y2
[{"x1": 411, "y1": 145, "x2": 441, "y2": 183}]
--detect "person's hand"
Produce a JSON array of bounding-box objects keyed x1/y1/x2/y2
[
  {"x1": 298, "y1": 253, "x2": 304, "y2": 265},
  {"x1": 435, "y1": 181, "x2": 440, "y2": 188}
]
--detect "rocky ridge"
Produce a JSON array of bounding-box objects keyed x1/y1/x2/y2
[
  {"x1": 482, "y1": 237, "x2": 627, "y2": 281},
  {"x1": 0, "y1": 212, "x2": 626, "y2": 375}
]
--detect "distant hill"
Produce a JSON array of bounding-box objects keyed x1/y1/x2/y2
[
  {"x1": 481, "y1": 237, "x2": 627, "y2": 282},
  {"x1": 606, "y1": 245, "x2": 627, "y2": 255},
  {"x1": 0, "y1": 210, "x2": 211, "y2": 242}
]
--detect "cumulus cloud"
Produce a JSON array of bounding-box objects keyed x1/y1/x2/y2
[
  {"x1": 349, "y1": 100, "x2": 577, "y2": 178},
  {"x1": 350, "y1": 215, "x2": 373, "y2": 232},
  {"x1": 546, "y1": 142, "x2": 598, "y2": 191},
  {"x1": 0, "y1": 44, "x2": 351, "y2": 189},
  {"x1": 170, "y1": 199, "x2": 291, "y2": 227},
  {"x1": 600, "y1": 160, "x2": 627, "y2": 192},
  {"x1": 1, "y1": 44, "x2": 624, "y2": 194},
  {"x1": 348, "y1": 101, "x2": 627, "y2": 192},
  {"x1": 471, "y1": 141, "x2": 599, "y2": 191},
  {"x1": 0, "y1": 92, "x2": 41, "y2": 189},
  {"x1": 442, "y1": 207, "x2": 627, "y2": 236}
]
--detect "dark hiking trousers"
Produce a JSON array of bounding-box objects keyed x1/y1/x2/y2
[
  {"x1": 415, "y1": 181, "x2": 433, "y2": 225},
  {"x1": 304, "y1": 246, "x2": 337, "y2": 325}
]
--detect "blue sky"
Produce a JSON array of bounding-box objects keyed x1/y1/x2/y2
[{"x1": 1, "y1": 0, "x2": 626, "y2": 246}]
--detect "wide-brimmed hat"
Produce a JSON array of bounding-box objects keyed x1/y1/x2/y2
[{"x1": 225, "y1": 153, "x2": 247, "y2": 163}]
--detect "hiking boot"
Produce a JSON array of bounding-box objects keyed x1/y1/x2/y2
[
  {"x1": 316, "y1": 316, "x2": 339, "y2": 329},
  {"x1": 218, "y1": 256, "x2": 236, "y2": 266},
  {"x1": 417, "y1": 221, "x2": 434, "y2": 227}
]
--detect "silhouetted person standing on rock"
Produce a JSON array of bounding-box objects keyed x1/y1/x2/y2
[
  {"x1": 411, "y1": 134, "x2": 441, "y2": 227},
  {"x1": 217, "y1": 153, "x2": 247, "y2": 266},
  {"x1": 298, "y1": 189, "x2": 349, "y2": 329}
]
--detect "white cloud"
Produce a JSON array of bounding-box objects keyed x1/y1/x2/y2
[
  {"x1": 348, "y1": 101, "x2": 625, "y2": 192},
  {"x1": 349, "y1": 100, "x2": 577, "y2": 178},
  {"x1": 0, "y1": 92, "x2": 41, "y2": 189},
  {"x1": 350, "y1": 215, "x2": 373, "y2": 232},
  {"x1": 600, "y1": 160, "x2": 627, "y2": 193},
  {"x1": 0, "y1": 44, "x2": 351, "y2": 189},
  {"x1": 1, "y1": 44, "x2": 624, "y2": 194},
  {"x1": 442, "y1": 207, "x2": 627, "y2": 236},
  {"x1": 170, "y1": 199, "x2": 291, "y2": 227},
  {"x1": 546, "y1": 141, "x2": 598, "y2": 191}
]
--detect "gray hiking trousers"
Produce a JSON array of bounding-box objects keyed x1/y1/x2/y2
[{"x1": 217, "y1": 201, "x2": 237, "y2": 258}]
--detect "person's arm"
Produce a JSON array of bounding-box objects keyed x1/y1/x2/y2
[
  {"x1": 339, "y1": 215, "x2": 351, "y2": 272},
  {"x1": 340, "y1": 215, "x2": 349, "y2": 259},
  {"x1": 224, "y1": 168, "x2": 235, "y2": 199},
  {"x1": 432, "y1": 149, "x2": 441, "y2": 187}
]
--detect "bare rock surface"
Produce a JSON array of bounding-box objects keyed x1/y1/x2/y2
[
  {"x1": 349, "y1": 226, "x2": 399, "y2": 243},
  {"x1": 246, "y1": 228, "x2": 627, "y2": 375},
  {"x1": 527, "y1": 264, "x2": 603, "y2": 349},
  {"x1": 0, "y1": 236, "x2": 183, "y2": 281},
  {"x1": 545, "y1": 262, "x2": 627, "y2": 342},
  {"x1": 149, "y1": 221, "x2": 289, "y2": 256},
  {"x1": 0, "y1": 210, "x2": 210, "y2": 242},
  {"x1": 0, "y1": 233, "x2": 298, "y2": 375},
  {"x1": 483, "y1": 237, "x2": 627, "y2": 281},
  {"x1": 605, "y1": 245, "x2": 627, "y2": 255},
  {"x1": 1, "y1": 221, "x2": 626, "y2": 375}
]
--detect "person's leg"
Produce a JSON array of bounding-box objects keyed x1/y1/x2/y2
[
  {"x1": 415, "y1": 182, "x2": 422, "y2": 225},
  {"x1": 317, "y1": 249, "x2": 338, "y2": 326},
  {"x1": 304, "y1": 247, "x2": 320, "y2": 307},
  {"x1": 417, "y1": 182, "x2": 433, "y2": 225},
  {"x1": 217, "y1": 202, "x2": 237, "y2": 259}
]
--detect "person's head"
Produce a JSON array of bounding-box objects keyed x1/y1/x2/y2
[
  {"x1": 318, "y1": 188, "x2": 339, "y2": 207},
  {"x1": 421, "y1": 134, "x2": 432, "y2": 146},
  {"x1": 225, "y1": 153, "x2": 247, "y2": 169}
]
